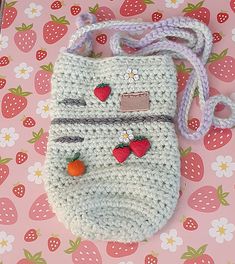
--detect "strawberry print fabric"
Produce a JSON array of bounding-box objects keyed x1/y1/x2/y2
[{"x1": 1, "y1": 0, "x2": 235, "y2": 263}]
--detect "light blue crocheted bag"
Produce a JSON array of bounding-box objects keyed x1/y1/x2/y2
[{"x1": 44, "y1": 13, "x2": 235, "y2": 242}]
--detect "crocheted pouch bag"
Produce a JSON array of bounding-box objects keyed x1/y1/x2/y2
[{"x1": 44, "y1": 13, "x2": 235, "y2": 242}]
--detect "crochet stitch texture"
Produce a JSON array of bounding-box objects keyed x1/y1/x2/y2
[
  {"x1": 44, "y1": 13, "x2": 235, "y2": 242},
  {"x1": 44, "y1": 53, "x2": 180, "y2": 242}
]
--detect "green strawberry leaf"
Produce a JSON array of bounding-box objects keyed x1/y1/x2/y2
[
  {"x1": 179, "y1": 146, "x2": 192, "y2": 157},
  {"x1": 208, "y1": 49, "x2": 228, "y2": 63},
  {"x1": 144, "y1": 0, "x2": 154, "y2": 4},
  {"x1": 28, "y1": 128, "x2": 43, "y2": 143},
  {"x1": 181, "y1": 245, "x2": 198, "y2": 259},
  {"x1": 32, "y1": 252, "x2": 42, "y2": 261},
  {"x1": 0, "y1": 157, "x2": 12, "y2": 164},
  {"x1": 195, "y1": 1, "x2": 204, "y2": 9},
  {"x1": 64, "y1": 248, "x2": 74, "y2": 254},
  {"x1": 183, "y1": 1, "x2": 204, "y2": 12},
  {"x1": 196, "y1": 244, "x2": 207, "y2": 256},
  {"x1": 217, "y1": 185, "x2": 229, "y2": 206},
  {"x1": 115, "y1": 143, "x2": 129, "y2": 148},
  {"x1": 176, "y1": 62, "x2": 192, "y2": 73},
  {"x1": 97, "y1": 83, "x2": 109, "y2": 88},
  {"x1": 15, "y1": 23, "x2": 33, "y2": 31},
  {"x1": 89, "y1": 4, "x2": 99, "y2": 14},
  {"x1": 9, "y1": 86, "x2": 31, "y2": 97},
  {"x1": 24, "y1": 249, "x2": 33, "y2": 260},
  {"x1": 50, "y1": 14, "x2": 70, "y2": 25},
  {"x1": 5, "y1": 1, "x2": 17, "y2": 8},
  {"x1": 40, "y1": 63, "x2": 53, "y2": 73},
  {"x1": 64, "y1": 237, "x2": 81, "y2": 254}
]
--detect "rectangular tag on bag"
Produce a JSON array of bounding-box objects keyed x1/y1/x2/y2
[{"x1": 120, "y1": 91, "x2": 150, "y2": 112}]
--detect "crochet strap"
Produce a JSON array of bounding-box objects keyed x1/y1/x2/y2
[{"x1": 67, "y1": 13, "x2": 235, "y2": 140}]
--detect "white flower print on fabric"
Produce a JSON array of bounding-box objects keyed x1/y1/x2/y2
[
  {"x1": 14, "y1": 63, "x2": 33, "y2": 79},
  {"x1": 0, "y1": 231, "x2": 15, "y2": 254},
  {"x1": 209, "y1": 217, "x2": 235, "y2": 243},
  {"x1": 160, "y1": 229, "x2": 183, "y2": 252},
  {"x1": 36, "y1": 100, "x2": 50, "y2": 118},
  {"x1": 165, "y1": 0, "x2": 184, "y2": 9},
  {"x1": 124, "y1": 68, "x2": 139, "y2": 83},
  {"x1": 0, "y1": 35, "x2": 9, "y2": 51},
  {"x1": 211, "y1": 155, "x2": 235, "y2": 178},
  {"x1": 0, "y1": 127, "x2": 19, "y2": 147},
  {"x1": 24, "y1": 3, "x2": 43, "y2": 18},
  {"x1": 28, "y1": 162, "x2": 44, "y2": 184}
]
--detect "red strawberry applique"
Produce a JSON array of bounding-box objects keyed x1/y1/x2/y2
[
  {"x1": 183, "y1": 1, "x2": 210, "y2": 25},
  {"x1": 208, "y1": 49, "x2": 235, "y2": 82},
  {"x1": 120, "y1": 0, "x2": 154, "y2": 17},
  {"x1": 94, "y1": 83, "x2": 111, "y2": 101},
  {"x1": 181, "y1": 244, "x2": 214, "y2": 264},
  {"x1": 2, "y1": 1, "x2": 17, "y2": 29},
  {"x1": 89, "y1": 4, "x2": 115, "y2": 22},
  {"x1": 130, "y1": 136, "x2": 151, "y2": 158},
  {"x1": 113, "y1": 144, "x2": 131, "y2": 163},
  {"x1": 1, "y1": 86, "x2": 31, "y2": 118},
  {"x1": 204, "y1": 126, "x2": 232, "y2": 150},
  {"x1": 14, "y1": 23, "x2": 37, "y2": 52},
  {"x1": 180, "y1": 147, "x2": 204, "y2": 182},
  {"x1": 43, "y1": 15, "x2": 70, "y2": 44}
]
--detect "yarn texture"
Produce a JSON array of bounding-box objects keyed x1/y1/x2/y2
[
  {"x1": 44, "y1": 53, "x2": 180, "y2": 242},
  {"x1": 44, "y1": 14, "x2": 235, "y2": 242}
]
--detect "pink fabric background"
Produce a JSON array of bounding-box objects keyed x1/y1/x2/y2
[{"x1": 1, "y1": 0, "x2": 235, "y2": 263}]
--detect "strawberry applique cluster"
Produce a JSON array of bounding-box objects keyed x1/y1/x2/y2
[{"x1": 113, "y1": 132, "x2": 151, "y2": 163}]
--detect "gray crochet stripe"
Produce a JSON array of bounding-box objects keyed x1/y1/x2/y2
[
  {"x1": 54, "y1": 136, "x2": 84, "y2": 143},
  {"x1": 51, "y1": 115, "x2": 174, "y2": 125},
  {"x1": 58, "y1": 98, "x2": 86, "y2": 106}
]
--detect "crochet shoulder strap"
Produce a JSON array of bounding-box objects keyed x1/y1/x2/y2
[{"x1": 66, "y1": 13, "x2": 235, "y2": 140}]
